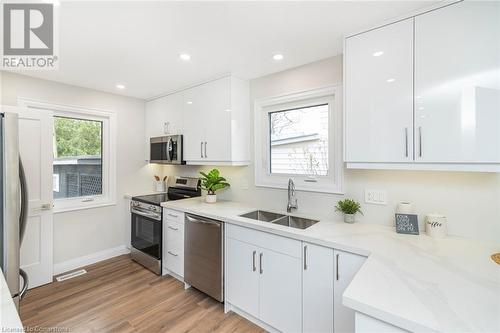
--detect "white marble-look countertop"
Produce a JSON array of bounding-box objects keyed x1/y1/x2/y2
[
  {"x1": 161, "y1": 197, "x2": 500, "y2": 333},
  {"x1": 0, "y1": 272, "x2": 24, "y2": 331}
]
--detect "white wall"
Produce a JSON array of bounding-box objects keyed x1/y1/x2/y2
[
  {"x1": 158, "y1": 56, "x2": 500, "y2": 243},
  {"x1": 1, "y1": 72, "x2": 156, "y2": 264}
]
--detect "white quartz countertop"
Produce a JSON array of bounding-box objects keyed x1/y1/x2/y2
[
  {"x1": 0, "y1": 272, "x2": 24, "y2": 332},
  {"x1": 161, "y1": 197, "x2": 500, "y2": 333}
]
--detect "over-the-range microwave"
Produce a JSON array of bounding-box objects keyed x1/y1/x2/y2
[{"x1": 149, "y1": 135, "x2": 185, "y2": 165}]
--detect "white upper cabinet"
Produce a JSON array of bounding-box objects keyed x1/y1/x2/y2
[
  {"x1": 345, "y1": 18, "x2": 414, "y2": 163},
  {"x1": 145, "y1": 75, "x2": 250, "y2": 165},
  {"x1": 345, "y1": 1, "x2": 500, "y2": 171},
  {"x1": 144, "y1": 93, "x2": 183, "y2": 160},
  {"x1": 414, "y1": 1, "x2": 500, "y2": 163},
  {"x1": 182, "y1": 84, "x2": 206, "y2": 161}
]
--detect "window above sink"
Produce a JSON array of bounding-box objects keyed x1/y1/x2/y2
[{"x1": 254, "y1": 86, "x2": 344, "y2": 194}]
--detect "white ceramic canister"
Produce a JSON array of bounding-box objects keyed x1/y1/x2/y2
[
  {"x1": 426, "y1": 214, "x2": 447, "y2": 238},
  {"x1": 397, "y1": 202, "x2": 413, "y2": 214},
  {"x1": 155, "y1": 181, "x2": 166, "y2": 192}
]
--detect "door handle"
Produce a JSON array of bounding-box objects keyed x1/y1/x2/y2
[
  {"x1": 336, "y1": 253, "x2": 340, "y2": 281},
  {"x1": 418, "y1": 126, "x2": 423, "y2": 158},
  {"x1": 40, "y1": 203, "x2": 52, "y2": 210},
  {"x1": 167, "y1": 226, "x2": 178, "y2": 231},
  {"x1": 303, "y1": 245, "x2": 308, "y2": 270},
  {"x1": 200, "y1": 142, "x2": 203, "y2": 158},
  {"x1": 259, "y1": 252, "x2": 263, "y2": 274},
  {"x1": 404, "y1": 127, "x2": 409, "y2": 158},
  {"x1": 252, "y1": 250, "x2": 256, "y2": 272},
  {"x1": 168, "y1": 213, "x2": 178, "y2": 218},
  {"x1": 167, "y1": 251, "x2": 178, "y2": 257},
  {"x1": 204, "y1": 142, "x2": 207, "y2": 158}
]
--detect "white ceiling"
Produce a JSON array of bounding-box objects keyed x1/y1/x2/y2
[{"x1": 16, "y1": 1, "x2": 436, "y2": 100}]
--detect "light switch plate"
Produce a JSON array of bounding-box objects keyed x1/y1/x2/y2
[{"x1": 365, "y1": 189, "x2": 387, "y2": 205}]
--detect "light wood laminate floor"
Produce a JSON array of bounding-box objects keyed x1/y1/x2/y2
[{"x1": 20, "y1": 255, "x2": 265, "y2": 333}]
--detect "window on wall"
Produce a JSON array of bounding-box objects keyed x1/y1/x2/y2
[
  {"x1": 19, "y1": 98, "x2": 117, "y2": 213},
  {"x1": 53, "y1": 116, "x2": 103, "y2": 199},
  {"x1": 269, "y1": 104, "x2": 329, "y2": 176},
  {"x1": 255, "y1": 87, "x2": 343, "y2": 194}
]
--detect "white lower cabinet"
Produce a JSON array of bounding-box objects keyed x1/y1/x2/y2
[
  {"x1": 302, "y1": 243, "x2": 334, "y2": 333},
  {"x1": 225, "y1": 224, "x2": 302, "y2": 333},
  {"x1": 225, "y1": 224, "x2": 367, "y2": 333},
  {"x1": 355, "y1": 312, "x2": 407, "y2": 333},
  {"x1": 260, "y1": 248, "x2": 302, "y2": 333},
  {"x1": 162, "y1": 209, "x2": 185, "y2": 279},
  {"x1": 226, "y1": 238, "x2": 259, "y2": 318},
  {"x1": 334, "y1": 249, "x2": 367, "y2": 333}
]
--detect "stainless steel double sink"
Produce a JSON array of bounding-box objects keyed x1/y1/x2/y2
[{"x1": 239, "y1": 210, "x2": 319, "y2": 230}]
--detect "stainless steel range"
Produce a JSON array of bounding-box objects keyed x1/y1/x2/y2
[{"x1": 130, "y1": 176, "x2": 200, "y2": 274}]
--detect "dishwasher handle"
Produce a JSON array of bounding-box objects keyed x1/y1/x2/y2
[{"x1": 185, "y1": 214, "x2": 221, "y2": 227}]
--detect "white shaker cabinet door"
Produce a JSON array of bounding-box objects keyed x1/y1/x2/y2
[
  {"x1": 259, "y1": 249, "x2": 302, "y2": 333},
  {"x1": 415, "y1": 1, "x2": 500, "y2": 163},
  {"x1": 225, "y1": 238, "x2": 260, "y2": 319},
  {"x1": 303, "y1": 243, "x2": 334, "y2": 333},
  {"x1": 333, "y1": 250, "x2": 366, "y2": 333},
  {"x1": 345, "y1": 18, "x2": 414, "y2": 162}
]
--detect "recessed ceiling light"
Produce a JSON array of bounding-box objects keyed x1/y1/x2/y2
[
  {"x1": 115, "y1": 84, "x2": 126, "y2": 89},
  {"x1": 386, "y1": 78, "x2": 395, "y2": 83},
  {"x1": 179, "y1": 53, "x2": 191, "y2": 61},
  {"x1": 373, "y1": 51, "x2": 384, "y2": 57},
  {"x1": 186, "y1": 101, "x2": 193, "y2": 105},
  {"x1": 273, "y1": 54, "x2": 284, "y2": 61}
]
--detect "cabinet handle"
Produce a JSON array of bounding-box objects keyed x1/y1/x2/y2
[
  {"x1": 168, "y1": 251, "x2": 178, "y2": 257},
  {"x1": 418, "y1": 127, "x2": 423, "y2": 158},
  {"x1": 259, "y1": 252, "x2": 263, "y2": 274},
  {"x1": 303, "y1": 245, "x2": 308, "y2": 270},
  {"x1": 252, "y1": 250, "x2": 256, "y2": 272},
  {"x1": 404, "y1": 127, "x2": 409, "y2": 158},
  {"x1": 336, "y1": 253, "x2": 340, "y2": 281},
  {"x1": 167, "y1": 226, "x2": 178, "y2": 231},
  {"x1": 200, "y1": 142, "x2": 203, "y2": 158},
  {"x1": 168, "y1": 213, "x2": 178, "y2": 218},
  {"x1": 204, "y1": 141, "x2": 207, "y2": 158}
]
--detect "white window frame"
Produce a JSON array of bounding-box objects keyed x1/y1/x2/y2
[
  {"x1": 254, "y1": 86, "x2": 343, "y2": 194},
  {"x1": 18, "y1": 98, "x2": 117, "y2": 213}
]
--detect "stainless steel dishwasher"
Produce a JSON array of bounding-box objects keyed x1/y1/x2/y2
[{"x1": 184, "y1": 213, "x2": 224, "y2": 302}]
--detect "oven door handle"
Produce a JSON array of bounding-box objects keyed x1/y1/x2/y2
[{"x1": 131, "y1": 208, "x2": 161, "y2": 221}]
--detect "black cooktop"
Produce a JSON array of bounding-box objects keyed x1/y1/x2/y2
[
  {"x1": 132, "y1": 184, "x2": 201, "y2": 206},
  {"x1": 132, "y1": 193, "x2": 170, "y2": 205}
]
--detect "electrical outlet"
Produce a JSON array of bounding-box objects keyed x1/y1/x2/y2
[{"x1": 365, "y1": 189, "x2": 387, "y2": 205}]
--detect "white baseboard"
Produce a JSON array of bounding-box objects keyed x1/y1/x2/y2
[{"x1": 53, "y1": 245, "x2": 130, "y2": 275}]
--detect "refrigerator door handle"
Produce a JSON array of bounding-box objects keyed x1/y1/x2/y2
[
  {"x1": 19, "y1": 158, "x2": 28, "y2": 244},
  {"x1": 13, "y1": 269, "x2": 29, "y2": 300}
]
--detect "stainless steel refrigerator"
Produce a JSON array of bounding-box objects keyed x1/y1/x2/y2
[{"x1": 0, "y1": 111, "x2": 29, "y2": 309}]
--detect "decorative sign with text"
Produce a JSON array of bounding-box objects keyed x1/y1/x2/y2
[{"x1": 395, "y1": 214, "x2": 419, "y2": 235}]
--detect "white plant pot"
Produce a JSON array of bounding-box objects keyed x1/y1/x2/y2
[
  {"x1": 344, "y1": 213, "x2": 356, "y2": 224},
  {"x1": 205, "y1": 194, "x2": 217, "y2": 203},
  {"x1": 155, "y1": 181, "x2": 166, "y2": 192}
]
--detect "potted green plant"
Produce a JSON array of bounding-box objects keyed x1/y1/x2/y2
[
  {"x1": 199, "y1": 169, "x2": 230, "y2": 203},
  {"x1": 335, "y1": 199, "x2": 363, "y2": 223}
]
